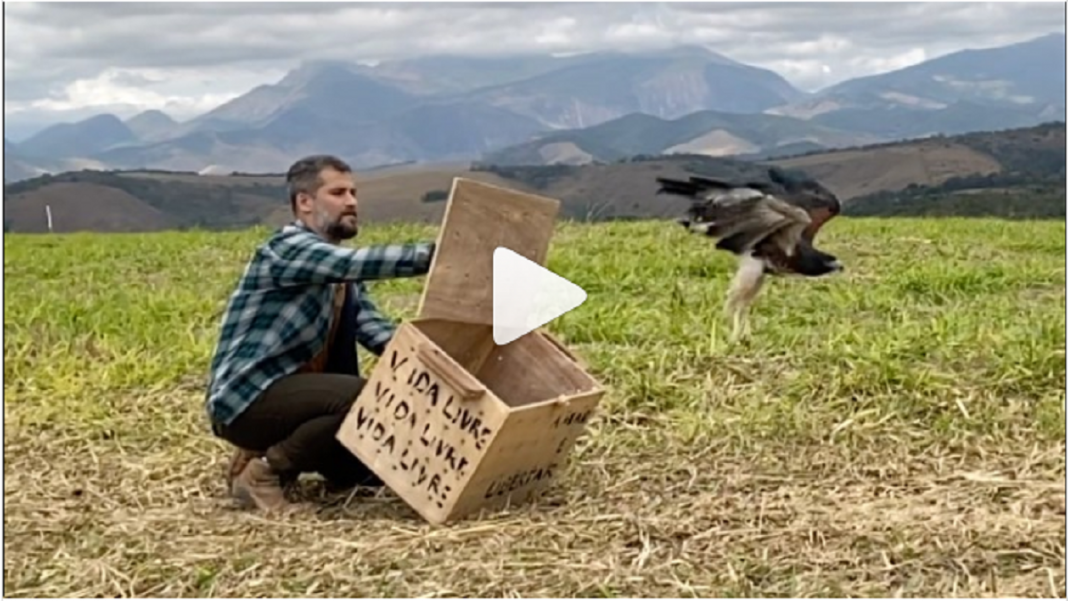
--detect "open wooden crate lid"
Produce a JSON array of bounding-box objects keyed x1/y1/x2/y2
[{"x1": 416, "y1": 177, "x2": 561, "y2": 327}]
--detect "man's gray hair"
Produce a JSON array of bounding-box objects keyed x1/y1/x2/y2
[{"x1": 285, "y1": 154, "x2": 352, "y2": 210}]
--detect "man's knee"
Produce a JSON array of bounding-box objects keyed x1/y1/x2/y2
[
  {"x1": 318, "y1": 373, "x2": 366, "y2": 416},
  {"x1": 217, "y1": 372, "x2": 364, "y2": 452}
]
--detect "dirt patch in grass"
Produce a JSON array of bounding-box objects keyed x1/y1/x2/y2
[{"x1": 4, "y1": 417, "x2": 1064, "y2": 597}]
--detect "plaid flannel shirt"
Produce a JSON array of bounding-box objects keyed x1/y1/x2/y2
[{"x1": 205, "y1": 220, "x2": 435, "y2": 428}]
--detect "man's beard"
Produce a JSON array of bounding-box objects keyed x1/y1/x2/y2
[
  {"x1": 315, "y1": 208, "x2": 358, "y2": 241},
  {"x1": 326, "y1": 217, "x2": 358, "y2": 241}
]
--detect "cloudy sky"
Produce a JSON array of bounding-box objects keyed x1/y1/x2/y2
[{"x1": 4, "y1": 1, "x2": 1065, "y2": 140}]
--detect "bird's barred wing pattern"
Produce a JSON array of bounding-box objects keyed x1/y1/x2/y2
[
  {"x1": 656, "y1": 176, "x2": 812, "y2": 257},
  {"x1": 701, "y1": 188, "x2": 812, "y2": 256}
]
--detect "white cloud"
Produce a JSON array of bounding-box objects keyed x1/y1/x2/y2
[
  {"x1": 7, "y1": 68, "x2": 243, "y2": 119},
  {"x1": 533, "y1": 17, "x2": 578, "y2": 47},
  {"x1": 3, "y1": 1, "x2": 1064, "y2": 137},
  {"x1": 850, "y1": 48, "x2": 930, "y2": 76}
]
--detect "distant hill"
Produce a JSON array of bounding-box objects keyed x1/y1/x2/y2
[
  {"x1": 4, "y1": 138, "x2": 109, "y2": 184},
  {"x1": 803, "y1": 100, "x2": 1052, "y2": 141},
  {"x1": 1, "y1": 154, "x2": 792, "y2": 233},
  {"x1": 479, "y1": 109, "x2": 880, "y2": 166},
  {"x1": 770, "y1": 121, "x2": 1065, "y2": 200},
  {"x1": 15, "y1": 114, "x2": 138, "y2": 159},
  {"x1": 347, "y1": 54, "x2": 598, "y2": 96},
  {"x1": 2, "y1": 156, "x2": 734, "y2": 233},
  {"x1": 771, "y1": 33, "x2": 1066, "y2": 139},
  {"x1": 5, "y1": 139, "x2": 42, "y2": 182},
  {"x1": 6, "y1": 34, "x2": 1063, "y2": 181},
  {"x1": 90, "y1": 99, "x2": 547, "y2": 174},
  {"x1": 845, "y1": 180, "x2": 1065, "y2": 220},
  {"x1": 124, "y1": 110, "x2": 179, "y2": 142},
  {"x1": 451, "y1": 45, "x2": 806, "y2": 130},
  {"x1": 840, "y1": 121, "x2": 1066, "y2": 218},
  {"x1": 2, "y1": 164, "x2": 520, "y2": 234},
  {"x1": 6, "y1": 122, "x2": 1062, "y2": 233}
]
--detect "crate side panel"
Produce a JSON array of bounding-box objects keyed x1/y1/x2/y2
[
  {"x1": 336, "y1": 324, "x2": 510, "y2": 524},
  {"x1": 447, "y1": 387, "x2": 605, "y2": 520}
]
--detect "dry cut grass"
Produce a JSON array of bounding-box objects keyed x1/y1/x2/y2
[{"x1": 4, "y1": 216, "x2": 1065, "y2": 597}]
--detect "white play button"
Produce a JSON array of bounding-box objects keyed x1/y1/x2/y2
[{"x1": 492, "y1": 246, "x2": 588, "y2": 345}]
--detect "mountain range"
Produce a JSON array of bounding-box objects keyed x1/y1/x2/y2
[
  {"x1": 4, "y1": 32, "x2": 1064, "y2": 181},
  {"x1": 6, "y1": 121, "x2": 1062, "y2": 234}
]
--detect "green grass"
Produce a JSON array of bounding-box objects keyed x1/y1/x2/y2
[{"x1": 4, "y1": 217, "x2": 1065, "y2": 597}]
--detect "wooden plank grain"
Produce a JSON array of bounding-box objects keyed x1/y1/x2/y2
[{"x1": 417, "y1": 177, "x2": 561, "y2": 327}]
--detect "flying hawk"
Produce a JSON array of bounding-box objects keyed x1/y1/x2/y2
[{"x1": 656, "y1": 166, "x2": 843, "y2": 340}]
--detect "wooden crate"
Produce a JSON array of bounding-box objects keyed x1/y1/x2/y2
[{"x1": 336, "y1": 177, "x2": 606, "y2": 525}]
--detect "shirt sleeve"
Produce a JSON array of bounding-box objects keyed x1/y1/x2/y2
[
  {"x1": 259, "y1": 229, "x2": 434, "y2": 288},
  {"x1": 352, "y1": 281, "x2": 396, "y2": 356}
]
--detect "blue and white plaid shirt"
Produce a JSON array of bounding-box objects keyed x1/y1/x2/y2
[{"x1": 204, "y1": 220, "x2": 435, "y2": 427}]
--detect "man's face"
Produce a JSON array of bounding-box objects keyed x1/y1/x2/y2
[{"x1": 299, "y1": 167, "x2": 359, "y2": 241}]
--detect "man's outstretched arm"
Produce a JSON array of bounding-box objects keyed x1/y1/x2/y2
[{"x1": 256, "y1": 229, "x2": 434, "y2": 288}]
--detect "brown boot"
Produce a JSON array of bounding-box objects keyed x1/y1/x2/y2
[
  {"x1": 231, "y1": 457, "x2": 290, "y2": 512},
  {"x1": 226, "y1": 447, "x2": 260, "y2": 489}
]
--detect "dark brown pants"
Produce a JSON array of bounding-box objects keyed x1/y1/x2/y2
[{"x1": 215, "y1": 372, "x2": 382, "y2": 488}]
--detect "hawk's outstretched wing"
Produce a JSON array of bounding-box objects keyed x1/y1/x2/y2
[{"x1": 656, "y1": 175, "x2": 812, "y2": 257}]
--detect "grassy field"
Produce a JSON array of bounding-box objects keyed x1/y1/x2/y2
[{"x1": 4, "y1": 216, "x2": 1065, "y2": 597}]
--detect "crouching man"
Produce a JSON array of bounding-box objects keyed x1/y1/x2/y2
[{"x1": 204, "y1": 154, "x2": 435, "y2": 513}]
